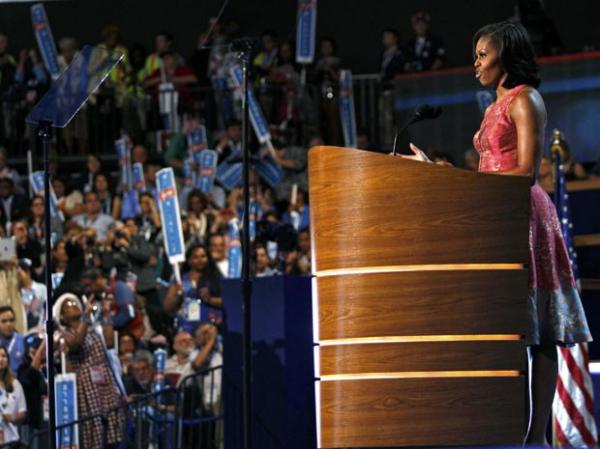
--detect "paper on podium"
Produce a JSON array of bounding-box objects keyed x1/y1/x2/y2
[{"x1": 26, "y1": 45, "x2": 123, "y2": 128}]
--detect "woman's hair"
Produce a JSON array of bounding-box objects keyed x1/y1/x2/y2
[
  {"x1": 184, "y1": 243, "x2": 219, "y2": 277},
  {"x1": 0, "y1": 346, "x2": 15, "y2": 393},
  {"x1": 186, "y1": 189, "x2": 208, "y2": 212},
  {"x1": 473, "y1": 21, "x2": 540, "y2": 88}
]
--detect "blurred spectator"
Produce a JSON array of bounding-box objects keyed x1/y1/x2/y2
[
  {"x1": 253, "y1": 30, "x2": 279, "y2": 78},
  {"x1": 144, "y1": 52, "x2": 198, "y2": 113},
  {"x1": 254, "y1": 244, "x2": 278, "y2": 277},
  {"x1": 72, "y1": 191, "x2": 115, "y2": 241},
  {"x1": 57, "y1": 36, "x2": 79, "y2": 70},
  {"x1": 270, "y1": 40, "x2": 301, "y2": 126},
  {"x1": 74, "y1": 154, "x2": 104, "y2": 194},
  {"x1": 28, "y1": 194, "x2": 63, "y2": 248},
  {"x1": 186, "y1": 189, "x2": 215, "y2": 246},
  {"x1": 0, "y1": 149, "x2": 22, "y2": 195},
  {"x1": 0, "y1": 306, "x2": 25, "y2": 373},
  {"x1": 98, "y1": 24, "x2": 131, "y2": 107},
  {"x1": 273, "y1": 139, "x2": 309, "y2": 201},
  {"x1": 17, "y1": 260, "x2": 46, "y2": 331},
  {"x1": 118, "y1": 332, "x2": 137, "y2": 376},
  {"x1": 123, "y1": 349, "x2": 154, "y2": 396},
  {"x1": 192, "y1": 322, "x2": 222, "y2": 418},
  {"x1": 380, "y1": 28, "x2": 405, "y2": 81},
  {"x1": 0, "y1": 176, "x2": 28, "y2": 230},
  {"x1": 16, "y1": 333, "x2": 46, "y2": 443},
  {"x1": 356, "y1": 128, "x2": 382, "y2": 152},
  {"x1": 0, "y1": 32, "x2": 15, "y2": 97},
  {"x1": 12, "y1": 220, "x2": 43, "y2": 280},
  {"x1": 164, "y1": 244, "x2": 222, "y2": 334},
  {"x1": 0, "y1": 345, "x2": 27, "y2": 445},
  {"x1": 515, "y1": 0, "x2": 563, "y2": 56},
  {"x1": 94, "y1": 173, "x2": 121, "y2": 219},
  {"x1": 215, "y1": 119, "x2": 242, "y2": 164},
  {"x1": 13, "y1": 48, "x2": 48, "y2": 107},
  {"x1": 132, "y1": 144, "x2": 148, "y2": 164},
  {"x1": 137, "y1": 191, "x2": 162, "y2": 237},
  {"x1": 404, "y1": 11, "x2": 446, "y2": 72},
  {"x1": 314, "y1": 38, "x2": 342, "y2": 146},
  {"x1": 165, "y1": 331, "x2": 196, "y2": 378},
  {"x1": 53, "y1": 176, "x2": 85, "y2": 219},
  {"x1": 51, "y1": 239, "x2": 69, "y2": 275},
  {"x1": 54, "y1": 293, "x2": 125, "y2": 448},
  {"x1": 140, "y1": 31, "x2": 181, "y2": 82},
  {"x1": 209, "y1": 234, "x2": 229, "y2": 278}
]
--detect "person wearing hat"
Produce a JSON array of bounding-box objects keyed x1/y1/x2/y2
[
  {"x1": 54, "y1": 293, "x2": 126, "y2": 448},
  {"x1": 404, "y1": 11, "x2": 446, "y2": 72}
]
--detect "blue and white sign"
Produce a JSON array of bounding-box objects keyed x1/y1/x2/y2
[
  {"x1": 296, "y1": 0, "x2": 318, "y2": 64},
  {"x1": 156, "y1": 168, "x2": 185, "y2": 264},
  {"x1": 194, "y1": 149, "x2": 218, "y2": 193},
  {"x1": 51, "y1": 272, "x2": 64, "y2": 290},
  {"x1": 183, "y1": 157, "x2": 196, "y2": 187},
  {"x1": 115, "y1": 139, "x2": 133, "y2": 191},
  {"x1": 338, "y1": 69, "x2": 357, "y2": 148},
  {"x1": 254, "y1": 154, "x2": 284, "y2": 187},
  {"x1": 230, "y1": 66, "x2": 271, "y2": 144},
  {"x1": 30, "y1": 171, "x2": 64, "y2": 221},
  {"x1": 188, "y1": 126, "x2": 207, "y2": 152},
  {"x1": 55, "y1": 373, "x2": 79, "y2": 449},
  {"x1": 216, "y1": 149, "x2": 242, "y2": 191},
  {"x1": 31, "y1": 3, "x2": 60, "y2": 80},
  {"x1": 227, "y1": 218, "x2": 242, "y2": 279},
  {"x1": 120, "y1": 190, "x2": 141, "y2": 220},
  {"x1": 132, "y1": 163, "x2": 146, "y2": 191}
]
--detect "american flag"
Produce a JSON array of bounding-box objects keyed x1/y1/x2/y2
[{"x1": 552, "y1": 149, "x2": 598, "y2": 448}]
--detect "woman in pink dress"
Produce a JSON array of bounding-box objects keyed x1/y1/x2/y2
[{"x1": 407, "y1": 22, "x2": 591, "y2": 444}]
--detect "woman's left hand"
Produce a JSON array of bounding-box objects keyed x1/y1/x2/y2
[{"x1": 403, "y1": 143, "x2": 432, "y2": 163}]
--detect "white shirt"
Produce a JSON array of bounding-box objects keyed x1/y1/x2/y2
[
  {"x1": 0, "y1": 379, "x2": 27, "y2": 443},
  {"x1": 216, "y1": 259, "x2": 229, "y2": 278}
]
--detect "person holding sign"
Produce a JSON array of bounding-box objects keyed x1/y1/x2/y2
[
  {"x1": 164, "y1": 244, "x2": 222, "y2": 335},
  {"x1": 55, "y1": 293, "x2": 125, "y2": 448}
]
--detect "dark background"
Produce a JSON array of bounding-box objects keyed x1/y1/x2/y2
[{"x1": 1, "y1": 0, "x2": 599, "y2": 73}]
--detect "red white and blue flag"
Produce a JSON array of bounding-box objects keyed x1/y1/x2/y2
[{"x1": 552, "y1": 149, "x2": 598, "y2": 448}]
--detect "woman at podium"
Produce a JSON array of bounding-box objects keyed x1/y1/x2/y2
[{"x1": 406, "y1": 21, "x2": 592, "y2": 445}]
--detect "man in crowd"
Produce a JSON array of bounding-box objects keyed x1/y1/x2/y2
[
  {"x1": 72, "y1": 191, "x2": 115, "y2": 241},
  {"x1": 404, "y1": 11, "x2": 446, "y2": 72},
  {"x1": 209, "y1": 233, "x2": 229, "y2": 278},
  {"x1": 380, "y1": 28, "x2": 404, "y2": 81},
  {"x1": 0, "y1": 305, "x2": 25, "y2": 372}
]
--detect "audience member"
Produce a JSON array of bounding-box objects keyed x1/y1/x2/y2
[{"x1": 404, "y1": 11, "x2": 446, "y2": 72}]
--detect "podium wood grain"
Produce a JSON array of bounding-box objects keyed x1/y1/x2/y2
[{"x1": 309, "y1": 147, "x2": 530, "y2": 448}]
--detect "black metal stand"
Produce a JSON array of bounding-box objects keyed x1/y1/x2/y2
[
  {"x1": 37, "y1": 120, "x2": 57, "y2": 449},
  {"x1": 238, "y1": 44, "x2": 253, "y2": 449}
]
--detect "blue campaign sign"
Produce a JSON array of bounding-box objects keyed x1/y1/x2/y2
[
  {"x1": 216, "y1": 149, "x2": 243, "y2": 191},
  {"x1": 30, "y1": 171, "x2": 64, "y2": 221},
  {"x1": 120, "y1": 190, "x2": 141, "y2": 220},
  {"x1": 183, "y1": 157, "x2": 196, "y2": 187},
  {"x1": 156, "y1": 168, "x2": 186, "y2": 263},
  {"x1": 230, "y1": 66, "x2": 271, "y2": 143},
  {"x1": 188, "y1": 126, "x2": 207, "y2": 152},
  {"x1": 227, "y1": 218, "x2": 242, "y2": 278},
  {"x1": 51, "y1": 272, "x2": 64, "y2": 290},
  {"x1": 115, "y1": 139, "x2": 133, "y2": 191},
  {"x1": 338, "y1": 69, "x2": 357, "y2": 148},
  {"x1": 132, "y1": 162, "x2": 146, "y2": 191},
  {"x1": 194, "y1": 149, "x2": 219, "y2": 193},
  {"x1": 55, "y1": 373, "x2": 79, "y2": 449},
  {"x1": 31, "y1": 3, "x2": 61, "y2": 80},
  {"x1": 476, "y1": 90, "x2": 494, "y2": 114},
  {"x1": 296, "y1": 0, "x2": 318, "y2": 64},
  {"x1": 254, "y1": 154, "x2": 284, "y2": 187}
]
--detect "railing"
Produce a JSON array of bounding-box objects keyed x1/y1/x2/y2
[{"x1": 2, "y1": 365, "x2": 224, "y2": 449}]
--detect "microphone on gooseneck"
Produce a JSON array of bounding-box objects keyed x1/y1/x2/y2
[{"x1": 392, "y1": 104, "x2": 443, "y2": 156}]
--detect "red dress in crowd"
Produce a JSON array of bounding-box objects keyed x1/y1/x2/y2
[{"x1": 473, "y1": 84, "x2": 591, "y2": 346}]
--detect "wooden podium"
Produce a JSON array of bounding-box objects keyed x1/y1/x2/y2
[{"x1": 309, "y1": 147, "x2": 531, "y2": 448}]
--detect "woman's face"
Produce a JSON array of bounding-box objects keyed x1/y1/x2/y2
[
  {"x1": 189, "y1": 247, "x2": 208, "y2": 271},
  {"x1": 474, "y1": 36, "x2": 505, "y2": 88},
  {"x1": 189, "y1": 195, "x2": 206, "y2": 213},
  {"x1": 53, "y1": 241, "x2": 67, "y2": 263},
  {"x1": 31, "y1": 197, "x2": 44, "y2": 218},
  {"x1": 52, "y1": 179, "x2": 65, "y2": 197},
  {"x1": 0, "y1": 348, "x2": 8, "y2": 370},
  {"x1": 61, "y1": 301, "x2": 82, "y2": 328},
  {"x1": 87, "y1": 155, "x2": 101, "y2": 174}
]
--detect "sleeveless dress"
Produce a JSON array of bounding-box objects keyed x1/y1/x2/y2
[{"x1": 473, "y1": 84, "x2": 591, "y2": 346}]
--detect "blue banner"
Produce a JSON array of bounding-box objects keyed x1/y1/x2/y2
[
  {"x1": 156, "y1": 168, "x2": 186, "y2": 263},
  {"x1": 216, "y1": 149, "x2": 243, "y2": 191},
  {"x1": 254, "y1": 154, "x2": 284, "y2": 187},
  {"x1": 338, "y1": 69, "x2": 357, "y2": 148},
  {"x1": 227, "y1": 218, "x2": 242, "y2": 279},
  {"x1": 115, "y1": 139, "x2": 133, "y2": 191},
  {"x1": 132, "y1": 163, "x2": 146, "y2": 191},
  {"x1": 31, "y1": 3, "x2": 60, "y2": 80},
  {"x1": 194, "y1": 149, "x2": 219, "y2": 193},
  {"x1": 120, "y1": 190, "x2": 141, "y2": 220},
  {"x1": 30, "y1": 171, "x2": 64, "y2": 221},
  {"x1": 187, "y1": 126, "x2": 207, "y2": 152},
  {"x1": 51, "y1": 272, "x2": 64, "y2": 290},
  {"x1": 230, "y1": 66, "x2": 271, "y2": 143},
  {"x1": 296, "y1": 0, "x2": 318, "y2": 64},
  {"x1": 55, "y1": 373, "x2": 79, "y2": 449}
]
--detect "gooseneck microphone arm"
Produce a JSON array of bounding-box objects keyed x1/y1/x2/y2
[{"x1": 392, "y1": 104, "x2": 443, "y2": 156}]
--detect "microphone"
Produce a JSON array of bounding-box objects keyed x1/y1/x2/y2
[{"x1": 392, "y1": 104, "x2": 443, "y2": 156}]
